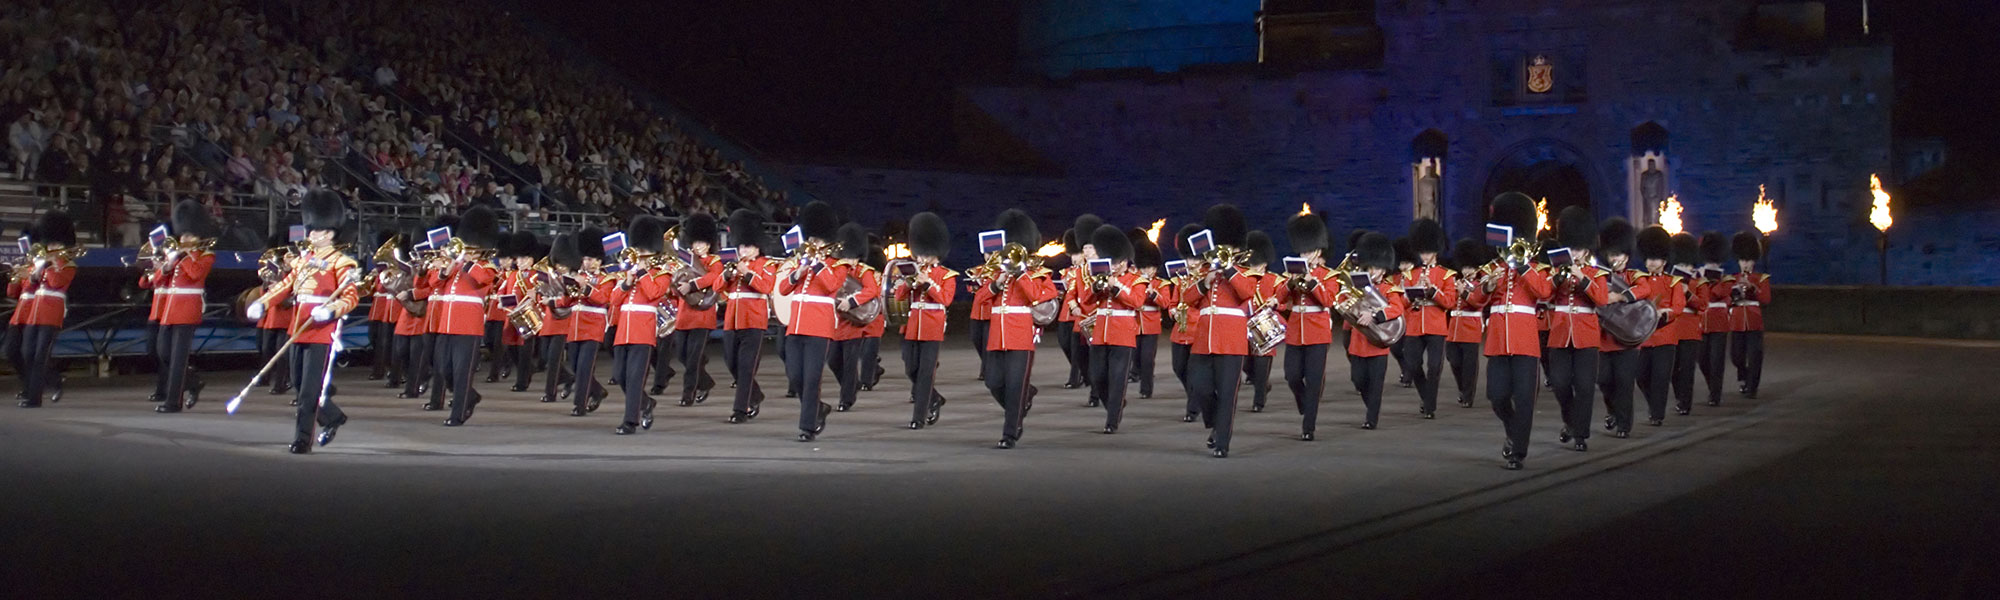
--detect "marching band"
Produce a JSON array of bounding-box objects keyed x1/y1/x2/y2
[{"x1": 9, "y1": 191, "x2": 1786, "y2": 468}]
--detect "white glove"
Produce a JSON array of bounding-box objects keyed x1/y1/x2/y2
[
  {"x1": 311, "y1": 306, "x2": 333, "y2": 323},
  {"x1": 246, "y1": 302, "x2": 265, "y2": 320}
]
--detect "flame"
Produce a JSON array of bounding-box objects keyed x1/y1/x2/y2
[
  {"x1": 1658, "y1": 194, "x2": 1684, "y2": 235},
  {"x1": 1298, "y1": 203, "x2": 1311, "y2": 216},
  {"x1": 1535, "y1": 198, "x2": 1550, "y2": 233},
  {"x1": 1035, "y1": 241, "x2": 1066, "y2": 257},
  {"x1": 1867, "y1": 174, "x2": 1892, "y2": 233},
  {"x1": 1145, "y1": 219, "x2": 1166, "y2": 244},
  {"x1": 1753, "y1": 184, "x2": 1780, "y2": 235},
  {"x1": 885, "y1": 243, "x2": 910, "y2": 259}
]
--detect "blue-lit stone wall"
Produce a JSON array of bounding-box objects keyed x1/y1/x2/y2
[{"x1": 1018, "y1": 0, "x2": 1259, "y2": 77}]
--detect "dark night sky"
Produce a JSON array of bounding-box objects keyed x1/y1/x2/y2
[{"x1": 514, "y1": 0, "x2": 1999, "y2": 164}]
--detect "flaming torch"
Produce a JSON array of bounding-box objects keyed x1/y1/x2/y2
[
  {"x1": 1298, "y1": 203, "x2": 1312, "y2": 215},
  {"x1": 1658, "y1": 194, "x2": 1684, "y2": 235},
  {"x1": 1535, "y1": 198, "x2": 1550, "y2": 233},
  {"x1": 1035, "y1": 241, "x2": 1066, "y2": 257},
  {"x1": 884, "y1": 243, "x2": 911, "y2": 260},
  {"x1": 1145, "y1": 219, "x2": 1166, "y2": 244},
  {"x1": 1869, "y1": 174, "x2": 1893, "y2": 285},
  {"x1": 1752, "y1": 185, "x2": 1779, "y2": 235}
]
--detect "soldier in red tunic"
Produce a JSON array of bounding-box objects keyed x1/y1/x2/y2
[
  {"x1": 1544, "y1": 207, "x2": 1609, "y2": 450},
  {"x1": 387, "y1": 231, "x2": 425, "y2": 391},
  {"x1": 431, "y1": 207, "x2": 502, "y2": 425},
  {"x1": 245, "y1": 191, "x2": 360, "y2": 453},
  {"x1": 1725, "y1": 231, "x2": 1771, "y2": 399},
  {"x1": 1445, "y1": 238, "x2": 1490, "y2": 409},
  {"x1": 556, "y1": 226, "x2": 614, "y2": 418},
  {"x1": 13, "y1": 212, "x2": 76, "y2": 408},
  {"x1": 1595, "y1": 218, "x2": 1655, "y2": 438},
  {"x1": 366, "y1": 231, "x2": 400, "y2": 381},
  {"x1": 1667, "y1": 233, "x2": 1704, "y2": 415},
  {"x1": 1389, "y1": 237, "x2": 1417, "y2": 388},
  {"x1": 1635, "y1": 226, "x2": 1687, "y2": 427},
  {"x1": 482, "y1": 233, "x2": 524, "y2": 384},
  {"x1": 722, "y1": 210, "x2": 778, "y2": 423},
  {"x1": 983, "y1": 209, "x2": 1057, "y2": 449},
  {"x1": 403, "y1": 214, "x2": 455, "y2": 404},
  {"x1": 1240, "y1": 232, "x2": 1282, "y2": 413},
  {"x1": 1167, "y1": 223, "x2": 1203, "y2": 421},
  {"x1": 1696, "y1": 232, "x2": 1732, "y2": 406},
  {"x1": 778, "y1": 201, "x2": 849, "y2": 441},
  {"x1": 252, "y1": 232, "x2": 297, "y2": 398},
  {"x1": 1278, "y1": 211, "x2": 1335, "y2": 440},
  {"x1": 150, "y1": 201, "x2": 219, "y2": 412},
  {"x1": 1082, "y1": 224, "x2": 1145, "y2": 433},
  {"x1": 1186, "y1": 205, "x2": 1257, "y2": 457},
  {"x1": 825, "y1": 224, "x2": 881, "y2": 413},
  {"x1": 535, "y1": 234, "x2": 576, "y2": 402},
  {"x1": 5, "y1": 222, "x2": 36, "y2": 404},
  {"x1": 606, "y1": 217, "x2": 675, "y2": 434},
  {"x1": 1468, "y1": 193, "x2": 1556, "y2": 470},
  {"x1": 858, "y1": 240, "x2": 889, "y2": 392},
  {"x1": 894, "y1": 212, "x2": 956, "y2": 429},
  {"x1": 669, "y1": 213, "x2": 724, "y2": 406},
  {"x1": 1342, "y1": 233, "x2": 1409, "y2": 430},
  {"x1": 1127, "y1": 228, "x2": 1164, "y2": 399},
  {"x1": 1401, "y1": 218, "x2": 1457, "y2": 419},
  {"x1": 1061, "y1": 215, "x2": 1103, "y2": 404}
]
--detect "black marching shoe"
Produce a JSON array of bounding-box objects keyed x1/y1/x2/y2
[
  {"x1": 289, "y1": 440, "x2": 312, "y2": 455},
  {"x1": 815, "y1": 402, "x2": 833, "y2": 432},
  {"x1": 1398, "y1": 374, "x2": 1411, "y2": 388},
  {"x1": 641, "y1": 398, "x2": 658, "y2": 430},
  {"x1": 615, "y1": 423, "x2": 639, "y2": 435},
  {"x1": 1675, "y1": 407, "x2": 1690, "y2": 416},
  {"x1": 18, "y1": 399, "x2": 41, "y2": 408},
  {"x1": 836, "y1": 403, "x2": 852, "y2": 412},
  {"x1": 908, "y1": 420, "x2": 923, "y2": 430},
  {"x1": 650, "y1": 384, "x2": 667, "y2": 396},
  {"x1": 1614, "y1": 430, "x2": 1630, "y2": 439},
  {"x1": 484, "y1": 374, "x2": 499, "y2": 383},
  {"x1": 1300, "y1": 431, "x2": 1315, "y2": 442},
  {"x1": 1458, "y1": 397, "x2": 1474, "y2": 408},
  {"x1": 1569, "y1": 439, "x2": 1588, "y2": 452},
  {"x1": 1062, "y1": 382, "x2": 1081, "y2": 389},
  {"x1": 587, "y1": 389, "x2": 605, "y2": 413},
  {"x1": 784, "y1": 390, "x2": 798, "y2": 398},
  {"x1": 926, "y1": 399, "x2": 943, "y2": 426},
  {"x1": 1648, "y1": 418, "x2": 1664, "y2": 427},
  {"x1": 443, "y1": 417, "x2": 465, "y2": 427},
  {"x1": 49, "y1": 376, "x2": 66, "y2": 404},
  {"x1": 747, "y1": 403, "x2": 762, "y2": 420},
  {"x1": 1249, "y1": 404, "x2": 1262, "y2": 413},
  {"x1": 570, "y1": 406, "x2": 588, "y2": 417},
  {"x1": 1211, "y1": 448, "x2": 1228, "y2": 458},
  {"x1": 1559, "y1": 428, "x2": 1572, "y2": 444},
  {"x1": 1504, "y1": 459, "x2": 1523, "y2": 470},
  {"x1": 1707, "y1": 399, "x2": 1721, "y2": 407},
  {"x1": 1360, "y1": 422, "x2": 1376, "y2": 430},
  {"x1": 1183, "y1": 412, "x2": 1198, "y2": 423},
  {"x1": 1086, "y1": 398, "x2": 1100, "y2": 408},
  {"x1": 422, "y1": 401, "x2": 443, "y2": 411},
  {"x1": 1206, "y1": 434, "x2": 1215, "y2": 449},
  {"x1": 153, "y1": 403, "x2": 179, "y2": 413},
  {"x1": 369, "y1": 372, "x2": 385, "y2": 381},
  {"x1": 1139, "y1": 392, "x2": 1151, "y2": 399},
  {"x1": 317, "y1": 416, "x2": 347, "y2": 447},
  {"x1": 386, "y1": 378, "x2": 404, "y2": 388},
  {"x1": 512, "y1": 383, "x2": 530, "y2": 392},
  {"x1": 799, "y1": 429, "x2": 820, "y2": 442},
  {"x1": 694, "y1": 389, "x2": 709, "y2": 404},
  {"x1": 1421, "y1": 410, "x2": 1435, "y2": 420},
  {"x1": 539, "y1": 394, "x2": 556, "y2": 403},
  {"x1": 996, "y1": 438, "x2": 1016, "y2": 449},
  {"x1": 1102, "y1": 425, "x2": 1117, "y2": 434},
  {"x1": 728, "y1": 411, "x2": 748, "y2": 424}
]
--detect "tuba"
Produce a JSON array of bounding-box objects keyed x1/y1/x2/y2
[
  {"x1": 1330, "y1": 254, "x2": 1405, "y2": 348},
  {"x1": 1596, "y1": 267, "x2": 1659, "y2": 348}
]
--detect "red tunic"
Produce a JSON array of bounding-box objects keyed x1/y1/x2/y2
[
  {"x1": 1161, "y1": 279, "x2": 1197, "y2": 346},
  {"x1": 256, "y1": 281, "x2": 297, "y2": 330},
  {"x1": 393, "y1": 290, "x2": 425, "y2": 336},
  {"x1": 366, "y1": 269, "x2": 399, "y2": 322},
  {"x1": 8, "y1": 278, "x2": 32, "y2": 326},
  {"x1": 1545, "y1": 266, "x2": 1612, "y2": 350},
  {"x1": 722, "y1": 257, "x2": 777, "y2": 331},
  {"x1": 259, "y1": 249, "x2": 361, "y2": 345},
  {"x1": 1244, "y1": 270, "x2": 1284, "y2": 357},
  {"x1": 426, "y1": 263, "x2": 498, "y2": 336},
  {"x1": 1696, "y1": 276, "x2": 1731, "y2": 334},
  {"x1": 610, "y1": 268, "x2": 674, "y2": 346},
  {"x1": 985, "y1": 268, "x2": 1058, "y2": 352},
  {"x1": 969, "y1": 268, "x2": 995, "y2": 322},
  {"x1": 148, "y1": 252, "x2": 213, "y2": 326},
  {"x1": 136, "y1": 265, "x2": 165, "y2": 323},
  {"x1": 1639, "y1": 272, "x2": 1686, "y2": 348},
  {"x1": 1343, "y1": 283, "x2": 1408, "y2": 358},
  {"x1": 1085, "y1": 271, "x2": 1146, "y2": 348},
  {"x1": 19, "y1": 258, "x2": 76, "y2": 327},
  {"x1": 559, "y1": 273, "x2": 614, "y2": 343},
  {"x1": 1725, "y1": 272, "x2": 1771, "y2": 332},
  {"x1": 779, "y1": 261, "x2": 851, "y2": 339},
  {"x1": 1445, "y1": 278, "x2": 1485, "y2": 344},
  {"x1": 485, "y1": 267, "x2": 516, "y2": 323},
  {"x1": 672, "y1": 254, "x2": 725, "y2": 330},
  {"x1": 1186, "y1": 269, "x2": 1258, "y2": 356},
  {"x1": 894, "y1": 265, "x2": 958, "y2": 342},
  {"x1": 1137, "y1": 275, "x2": 1164, "y2": 336},
  {"x1": 1397, "y1": 265, "x2": 1456, "y2": 337},
  {"x1": 1468, "y1": 266, "x2": 1555, "y2": 357},
  {"x1": 1275, "y1": 266, "x2": 1338, "y2": 346},
  {"x1": 1597, "y1": 269, "x2": 1656, "y2": 350},
  {"x1": 1057, "y1": 265, "x2": 1083, "y2": 323},
  {"x1": 832, "y1": 265, "x2": 881, "y2": 342}
]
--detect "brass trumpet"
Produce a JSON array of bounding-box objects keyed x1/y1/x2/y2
[{"x1": 778, "y1": 240, "x2": 841, "y2": 273}]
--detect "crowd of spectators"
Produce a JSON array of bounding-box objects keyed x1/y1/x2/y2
[{"x1": 0, "y1": 0, "x2": 795, "y2": 247}]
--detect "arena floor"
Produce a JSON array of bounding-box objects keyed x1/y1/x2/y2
[{"x1": 3, "y1": 333, "x2": 1995, "y2": 598}]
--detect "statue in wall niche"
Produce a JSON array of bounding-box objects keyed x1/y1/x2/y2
[
  {"x1": 1640, "y1": 156, "x2": 1666, "y2": 210},
  {"x1": 1413, "y1": 157, "x2": 1441, "y2": 222}
]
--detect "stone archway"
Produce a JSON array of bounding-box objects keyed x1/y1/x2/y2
[{"x1": 1479, "y1": 138, "x2": 1601, "y2": 233}]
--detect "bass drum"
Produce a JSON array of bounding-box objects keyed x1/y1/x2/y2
[{"x1": 773, "y1": 292, "x2": 793, "y2": 326}]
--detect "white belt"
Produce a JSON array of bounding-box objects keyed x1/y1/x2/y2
[
  {"x1": 299, "y1": 294, "x2": 330, "y2": 304},
  {"x1": 1096, "y1": 309, "x2": 1138, "y2": 317},
  {"x1": 792, "y1": 294, "x2": 834, "y2": 305},
  {"x1": 1291, "y1": 306, "x2": 1329, "y2": 314},
  {"x1": 160, "y1": 287, "x2": 205, "y2": 295},
  {"x1": 375, "y1": 292, "x2": 393, "y2": 298},
  {"x1": 572, "y1": 306, "x2": 607, "y2": 315},
  {"x1": 35, "y1": 290, "x2": 66, "y2": 299},
  {"x1": 1199, "y1": 307, "x2": 1245, "y2": 317},
  {"x1": 910, "y1": 302, "x2": 947, "y2": 311},
  {"x1": 1683, "y1": 308, "x2": 1698, "y2": 314},
  {"x1": 620, "y1": 304, "x2": 660, "y2": 313},
  {"x1": 1449, "y1": 310, "x2": 1483, "y2": 318},
  {"x1": 729, "y1": 292, "x2": 770, "y2": 300},
  {"x1": 435, "y1": 294, "x2": 484, "y2": 304},
  {"x1": 1707, "y1": 302, "x2": 1729, "y2": 309},
  {"x1": 1141, "y1": 306, "x2": 1159, "y2": 312},
  {"x1": 1737, "y1": 301, "x2": 1761, "y2": 307},
  {"x1": 1552, "y1": 305, "x2": 1596, "y2": 315},
  {"x1": 1491, "y1": 304, "x2": 1537, "y2": 315},
  {"x1": 991, "y1": 306, "x2": 1033, "y2": 315}
]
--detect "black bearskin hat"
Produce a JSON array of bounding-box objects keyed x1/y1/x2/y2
[
  {"x1": 1488, "y1": 192, "x2": 1538, "y2": 240},
  {"x1": 266, "y1": 230, "x2": 291, "y2": 250},
  {"x1": 836, "y1": 223, "x2": 869, "y2": 260},
  {"x1": 679, "y1": 212, "x2": 719, "y2": 249},
  {"x1": 1173, "y1": 223, "x2": 1202, "y2": 260},
  {"x1": 1128, "y1": 228, "x2": 1161, "y2": 270},
  {"x1": 510, "y1": 231, "x2": 539, "y2": 259},
  {"x1": 1452, "y1": 238, "x2": 1487, "y2": 271},
  {"x1": 550, "y1": 233, "x2": 582, "y2": 271},
  {"x1": 1409, "y1": 217, "x2": 1444, "y2": 254},
  {"x1": 728, "y1": 209, "x2": 768, "y2": 251},
  {"x1": 457, "y1": 205, "x2": 500, "y2": 249},
  {"x1": 1286, "y1": 213, "x2": 1328, "y2": 256},
  {"x1": 1203, "y1": 205, "x2": 1248, "y2": 248},
  {"x1": 1246, "y1": 230, "x2": 1276, "y2": 267},
  {"x1": 1637, "y1": 225, "x2": 1672, "y2": 263},
  {"x1": 1598, "y1": 217, "x2": 1636, "y2": 258},
  {"x1": 995, "y1": 209, "x2": 1039, "y2": 249},
  {"x1": 1068, "y1": 214, "x2": 1104, "y2": 255},
  {"x1": 172, "y1": 200, "x2": 220, "y2": 239},
  {"x1": 628, "y1": 216, "x2": 668, "y2": 254},
  {"x1": 1699, "y1": 232, "x2": 1728, "y2": 264},
  {"x1": 1346, "y1": 228, "x2": 1368, "y2": 253},
  {"x1": 1354, "y1": 232, "x2": 1395, "y2": 271},
  {"x1": 1393, "y1": 237, "x2": 1415, "y2": 267},
  {"x1": 1556, "y1": 206, "x2": 1596, "y2": 250},
  {"x1": 1092, "y1": 224, "x2": 1133, "y2": 264},
  {"x1": 576, "y1": 225, "x2": 606, "y2": 259},
  {"x1": 866, "y1": 241, "x2": 887, "y2": 272},
  {"x1": 302, "y1": 190, "x2": 346, "y2": 232},
  {"x1": 1670, "y1": 233, "x2": 1698, "y2": 267},
  {"x1": 909, "y1": 212, "x2": 949, "y2": 260},
  {"x1": 1732, "y1": 231, "x2": 1763, "y2": 262},
  {"x1": 799, "y1": 201, "x2": 839, "y2": 242},
  {"x1": 375, "y1": 229, "x2": 399, "y2": 249}
]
